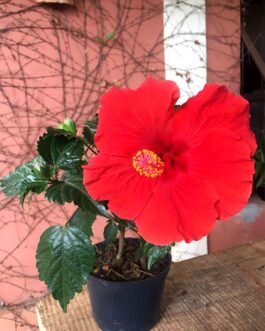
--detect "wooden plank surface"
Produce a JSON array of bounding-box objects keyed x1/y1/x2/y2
[{"x1": 36, "y1": 241, "x2": 265, "y2": 331}]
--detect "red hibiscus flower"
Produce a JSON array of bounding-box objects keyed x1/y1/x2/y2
[{"x1": 83, "y1": 77, "x2": 256, "y2": 245}]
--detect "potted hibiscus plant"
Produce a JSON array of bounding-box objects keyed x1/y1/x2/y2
[{"x1": 0, "y1": 78, "x2": 256, "y2": 331}]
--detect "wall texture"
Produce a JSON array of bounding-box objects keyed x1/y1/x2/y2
[{"x1": 206, "y1": 0, "x2": 241, "y2": 92}]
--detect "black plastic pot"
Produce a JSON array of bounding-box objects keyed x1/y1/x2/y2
[{"x1": 87, "y1": 240, "x2": 171, "y2": 331}]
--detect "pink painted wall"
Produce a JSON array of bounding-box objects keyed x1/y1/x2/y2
[{"x1": 206, "y1": 0, "x2": 241, "y2": 93}]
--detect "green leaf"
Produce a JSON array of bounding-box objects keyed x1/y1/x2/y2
[
  {"x1": 46, "y1": 127, "x2": 76, "y2": 138},
  {"x1": 104, "y1": 222, "x2": 118, "y2": 244},
  {"x1": 137, "y1": 238, "x2": 153, "y2": 256},
  {"x1": 84, "y1": 115, "x2": 98, "y2": 134},
  {"x1": 0, "y1": 156, "x2": 48, "y2": 204},
  {"x1": 67, "y1": 208, "x2": 96, "y2": 237},
  {"x1": 83, "y1": 115, "x2": 98, "y2": 147},
  {"x1": 147, "y1": 246, "x2": 171, "y2": 270},
  {"x1": 33, "y1": 163, "x2": 51, "y2": 179},
  {"x1": 83, "y1": 127, "x2": 95, "y2": 147},
  {"x1": 106, "y1": 32, "x2": 115, "y2": 40},
  {"x1": 0, "y1": 156, "x2": 42, "y2": 196},
  {"x1": 36, "y1": 225, "x2": 96, "y2": 312},
  {"x1": 45, "y1": 172, "x2": 109, "y2": 218},
  {"x1": 114, "y1": 215, "x2": 136, "y2": 231},
  {"x1": 37, "y1": 134, "x2": 84, "y2": 170},
  {"x1": 136, "y1": 238, "x2": 172, "y2": 270},
  {"x1": 19, "y1": 176, "x2": 48, "y2": 205},
  {"x1": 57, "y1": 118, "x2": 77, "y2": 135},
  {"x1": 1, "y1": 162, "x2": 34, "y2": 197}
]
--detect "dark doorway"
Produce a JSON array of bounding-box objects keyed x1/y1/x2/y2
[{"x1": 241, "y1": 0, "x2": 265, "y2": 137}]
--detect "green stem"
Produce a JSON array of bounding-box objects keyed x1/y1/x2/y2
[{"x1": 65, "y1": 208, "x2": 79, "y2": 226}]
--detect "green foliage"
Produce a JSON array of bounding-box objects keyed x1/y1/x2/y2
[
  {"x1": 84, "y1": 115, "x2": 98, "y2": 133},
  {"x1": 137, "y1": 238, "x2": 172, "y2": 270},
  {"x1": 83, "y1": 127, "x2": 95, "y2": 147},
  {"x1": 146, "y1": 246, "x2": 171, "y2": 270},
  {"x1": 37, "y1": 133, "x2": 84, "y2": 171},
  {"x1": 36, "y1": 225, "x2": 96, "y2": 312},
  {"x1": 46, "y1": 172, "x2": 109, "y2": 218},
  {"x1": 104, "y1": 221, "x2": 118, "y2": 244},
  {"x1": 107, "y1": 32, "x2": 116, "y2": 40},
  {"x1": 33, "y1": 161, "x2": 51, "y2": 179},
  {"x1": 57, "y1": 118, "x2": 77, "y2": 135},
  {"x1": 0, "y1": 116, "x2": 174, "y2": 314},
  {"x1": 67, "y1": 208, "x2": 96, "y2": 237},
  {"x1": 137, "y1": 240, "x2": 153, "y2": 257},
  {"x1": 19, "y1": 177, "x2": 47, "y2": 205},
  {"x1": 113, "y1": 215, "x2": 137, "y2": 232},
  {"x1": 46, "y1": 127, "x2": 77, "y2": 137},
  {"x1": 83, "y1": 115, "x2": 98, "y2": 147},
  {"x1": 0, "y1": 118, "x2": 110, "y2": 219},
  {"x1": 0, "y1": 156, "x2": 48, "y2": 205}
]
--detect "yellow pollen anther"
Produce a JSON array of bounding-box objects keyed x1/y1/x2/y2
[{"x1": 132, "y1": 149, "x2": 164, "y2": 178}]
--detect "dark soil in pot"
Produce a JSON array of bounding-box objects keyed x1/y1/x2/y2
[
  {"x1": 87, "y1": 238, "x2": 171, "y2": 331},
  {"x1": 92, "y1": 238, "x2": 170, "y2": 281}
]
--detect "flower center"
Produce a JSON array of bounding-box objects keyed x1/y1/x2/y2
[{"x1": 132, "y1": 149, "x2": 164, "y2": 178}]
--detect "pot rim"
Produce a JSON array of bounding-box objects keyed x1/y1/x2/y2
[{"x1": 89, "y1": 238, "x2": 172, "y2": 284}]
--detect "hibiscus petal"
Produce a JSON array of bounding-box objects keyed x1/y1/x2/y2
[
  {"x1": 83, "y1": 79, "x2": 256, "y2": 246},
  {"x1": 190, "y1": 128, "x2": 255, "y2": 219},
  {"x1": 95, "y1": 77, "x2": 180, "y2": 157},
  {"x1": 174, "y1": 84, "x2": 256, "y2": 155},
  {"x1": 83, "y1": 154, "x2": 156, "y2": 220},
  {"x1": 135, "y1": 175, "x2": 219, "y2": 245}
]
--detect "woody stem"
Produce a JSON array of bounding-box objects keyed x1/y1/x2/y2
[{"x1": 116, "y1": 228, "x2": 125, "y2": 260}]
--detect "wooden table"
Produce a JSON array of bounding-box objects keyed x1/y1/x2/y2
[{"x1": 36, "y1": 241, "x2": 265, "y2": 331}]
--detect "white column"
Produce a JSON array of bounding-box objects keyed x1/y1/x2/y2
[{"x1": 164, "y1": 0, "x2": 208, "y2": 261}]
